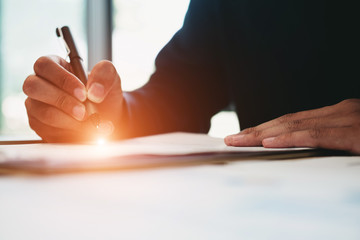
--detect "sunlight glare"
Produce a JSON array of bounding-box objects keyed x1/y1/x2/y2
[{"x1": 97, "y1": 138, "x2": 106, "y2": 145}]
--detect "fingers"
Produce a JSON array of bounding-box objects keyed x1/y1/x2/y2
[
  {"x1": 28, "y1": 115, "x2": 89, "y2": 143},
  {"x1": 24, "y1": 57, "x2": 123, "y2": 142},
  {"x1": 225, "y1": 99, "x2": 360, "y2": 147},
  {"x1": 26, "y1": 99, "x2": 104, "y2": 143},
  {"x1": 33, "y1": 56, "x2": 87, "y2": 102},
  {"x1": 262, "y1": 126, "x2": 360, "y2": 154},
  {"x1": 25, "y1": 98, "x2": 82, "y2": 130},
  {"x1": 224, "y1": 106, "x2": 335, "y2": 146},
  {"x1": 23, "y1": 75, "x2": 86, "y2": 121},
  {"x1": 87, "y1": 60, "x2": 121, "y2": 103},
  {"x1": 224, "y1": 99, "x2": 360, "y2": 154},
  {"x1": 243, "y1": 99, "x2": 360, "y2": 135},
  {"x1": 28, "y1": 115, "x2": 75, "y2": 143},
  {"x1": 241, "y1": 104, "x2": 337, "y2": 135},
  {"x1": 225, "y1": 115, "x2": 355, "y2": 146}
]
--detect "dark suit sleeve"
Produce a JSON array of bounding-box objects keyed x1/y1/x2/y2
[{"x1": 118, "y1": 0, "x2": 230, "y2": 139}]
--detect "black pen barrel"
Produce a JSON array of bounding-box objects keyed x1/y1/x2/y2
[
  {"x1": 70, "y1": 57, "x2": 88, "y2": 85},
  {"x1": 58, "y1": 26, "x2": 88, "y2": 84}
]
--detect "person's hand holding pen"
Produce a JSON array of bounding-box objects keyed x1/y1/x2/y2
[{"x1": 23, "y1": 56, "x2": 124, "y2": 142}]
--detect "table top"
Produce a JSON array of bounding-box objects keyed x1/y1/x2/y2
[{"x1": 1, "y1": 156, "x2": 360, "y2": 240}]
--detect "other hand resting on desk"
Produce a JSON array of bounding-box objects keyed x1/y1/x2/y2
[
  {"x1": 225, "y1": 99, "x2": 360, "y2": 155},
  {"x1": 23, "y1": 56, "x2": 123, "y2": 142}
]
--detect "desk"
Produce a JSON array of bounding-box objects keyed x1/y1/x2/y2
[{"x1": 1, "y1": 156, "x2": 360, "y2": 239}]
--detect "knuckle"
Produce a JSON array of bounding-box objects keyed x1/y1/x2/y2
[
  {"x1": 55, "y1": 94, "x2": 69, "y2": 110},
  {"x1": 278, "y1": 113, "x2": 295, "y2": 124},
  {"x1": 248, "y1": 128, "x2": 262, "y2": 138},
  {"x1": 287, "y1": 119, "x2": 303, "y2": 130},
  {"x1": 241, "y1": 127, "x2": 256, "y2": 134},
  {"x1": 343, "y1": 98, "x2": 359, "y2": 104},
  {"x1": 242, "y1": 127, "x2": 263, "y2": 139},
  {"x1": 58, "y1": 74, "x2": 71, "y2": 90},
  {"x1": 24, "y1": 98, "x2": 31, "y2": 110},
  {"x1": 23, "y1": 75, "x2": 37, "y2": 95},
  {"x1": 338, "y1": 99, "x2": 360, "y2": 110},
  {"x1": 33, "y1": 56, "x2": 50, "y2": 74},
  {"x1": 252, "y1": 130, "x2": 263, "y2": 138},
  {"x1": 309, "y1": 128, "x2": 325, "y2": 139}
]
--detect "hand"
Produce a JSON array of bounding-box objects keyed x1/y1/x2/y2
[
  {"x1": 224, "y1": 99, "x2": 360, "y2": 154},
  {"x1": 23, "y1": 56, "x2": 123, "y2": 142}
]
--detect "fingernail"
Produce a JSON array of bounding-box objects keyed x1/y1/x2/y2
[
  {"x1": 225, "y1": 134, "x2": 245, "y2": 145},
  {"x1": 263, "y1": 137, "x2": 276, "y2": 146},
  {"x1": 232, "y1": 134, "x2": 245, "y2": 141},
  {"x1": 74, "y1": 88, "x2": 86, "y2": 102},
  {"x1": 88, "y1": 83, "x2": 105, "y2": 103},
  {"x1": 72, "y1": 105, "x2": 86, "y2": 121}
]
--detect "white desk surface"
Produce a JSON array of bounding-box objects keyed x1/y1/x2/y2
[{"x1": 1, "y1": 156, "x2": 360, "y2": 240}]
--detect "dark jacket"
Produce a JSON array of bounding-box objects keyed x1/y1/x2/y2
[{"x1": 120, "y1": 0, "x2": 360, "y2": 138}]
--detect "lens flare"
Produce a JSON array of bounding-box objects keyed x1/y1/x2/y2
[{"x1": 96, "y1": 138, "x2": 106, "y2": 145}]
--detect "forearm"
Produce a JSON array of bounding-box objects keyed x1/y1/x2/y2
[
  {"x1": 117, "y1": 85, "x2": 215, "y2": 139},
  {"x1": 115, "y1": 0, "x2": 230, "y2": 139}
]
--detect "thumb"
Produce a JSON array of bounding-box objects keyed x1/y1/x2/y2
[{"x1": 87, "y1": 60, "x2": 121, "y2": 103}]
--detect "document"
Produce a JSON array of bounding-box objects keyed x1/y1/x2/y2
[{"x1": 0, "y1": 132, "x2": 317, "y2": 174}]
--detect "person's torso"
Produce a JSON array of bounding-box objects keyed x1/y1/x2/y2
[{"x1": 216, "y1": 0, "x2": 359, "y2": 128}]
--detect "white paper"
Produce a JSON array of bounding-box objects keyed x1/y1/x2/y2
[{"x1": 0, "y1": 132, "x2": 313, "y2": 173}]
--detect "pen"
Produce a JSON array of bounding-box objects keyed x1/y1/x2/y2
[{"x1": 56, "y1": 26, "x2": 100, "y2": 128}]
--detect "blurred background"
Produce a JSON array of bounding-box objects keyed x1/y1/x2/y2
[{"x1": 0, "y1": 0, "x2": 239, "y2": 138}]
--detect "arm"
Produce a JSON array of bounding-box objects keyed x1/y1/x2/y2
[
  {"x1": 23, "y1": 0, "x2": 229, "y2": 142},
  {"x1": 119, "y1": 0, "x2": 230, "y2": 138}
]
